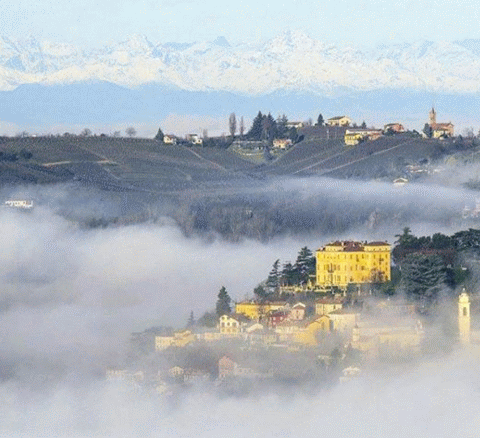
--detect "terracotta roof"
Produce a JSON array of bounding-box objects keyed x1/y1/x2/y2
[
  {"x1": 318, "y1": 240, "x2": 390, "y2": 251},
  {"x1": 431, "y1": 123, "x2": 453, "y2": 129}
]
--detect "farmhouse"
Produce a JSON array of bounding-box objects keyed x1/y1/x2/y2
[
  {"x1": 285, "y1": 121, "x2": 304, "y2": 129},
  {"x1": 344, "y1": 129, "x2": 383, "y2": 146},
  {"x1": 163, "y1": 134, "x2": 177, "y2": 145},
  {"x1": 384, "y1": 123, "x2": 405, "y2": 133},
  {"x1": 186, "y1": 134, "x2": 203, "y2": 145},
  {"x1": 326, "y1": 116, "x2": 352, "y2": 127},
  {"x1": 272, "y1": 138, "x2": 293, "y2": 149}
]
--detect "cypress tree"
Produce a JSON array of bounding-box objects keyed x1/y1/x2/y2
[{"x1": 216, "y1": 286, "x2": 232, "y2": 316}]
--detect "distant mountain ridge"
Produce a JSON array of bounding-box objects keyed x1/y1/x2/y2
[{"x1": 1, "y1": 31, "x2": 480, "y2": 95}]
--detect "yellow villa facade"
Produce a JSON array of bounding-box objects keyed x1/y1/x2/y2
[
  {"x1": 235, "y1": 301, "x2": 286, "y2": 320},
  {"x1": 316, "y1": 241, "x2": 391, "y2": 289}
]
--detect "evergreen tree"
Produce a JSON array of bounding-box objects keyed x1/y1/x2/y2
[
  {"x1": 276, "y1": 114, "x2": 288, "y2": 137},
  {"x1": 360, "y1": 121, "x2": 367, "y2": 129},
  {"x1": 154, "y1": 127, "x2": 164, "y2": 141},
  {"x1": 423, "y1": 123, "x2": 433, "y2": 138},
  {"x1": 187, "y1": 310, "x2": 195, "y2": 328},
  {"x1": 247, "y1": 111, "x2": 264, "y2": 140},
  {"x1": 254, "y1": 284, "x2": 268, "y2": 301},
  {"x1": 281, "y1": 262, "x2": 295, "y2": 286},
  {"x1": 393, "y1": 227, "x2": 417, "y2": 263},
  {"x1": 316, "y1": 114, "x2": 324, "y2": 126},
  {"x1": 431, "y1": 233, "x2": 453, "y2": 250},
  {"x1": 400, "y1": 253, "x2": 447, "y2": 306},
  {"x1": 262, "y1": 113, "x2": 276, "y2": 140},
  {"x1": 266, "y1": 259, "x2": 281, "y2": 291},
  {"x1": 216, "y1": 286, "x2": 232, "y2": 316},
  {"x1": 294, "y1": 246, "x2": 315, "y2": 284},
  {"x1": 394, "y1": 227, "x2": 417, "y2": 247},
  {"x1": 453, "y1": 228, "x2": 480, "y2": 253},
  {"x1": 287, "y1": 127, "x2": 298, "y2": 142}
]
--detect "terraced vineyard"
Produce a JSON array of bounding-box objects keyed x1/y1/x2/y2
[
  {"x1": 0, "y1": 133, "x2": 466, "y2": 193},
  {"x1": 263, "y1": 138, "x2": 345, "y2": 175}
]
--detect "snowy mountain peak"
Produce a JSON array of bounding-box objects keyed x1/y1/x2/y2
[
  {"x1": 0, "y1": 33, "x2": 480, "y2": 94},
  {"x1": 212, "y1": 36, "x2": 231, "y2": 48},
  {"x1": 113, "y1": 34, "x2": 153, "y2": 53},
  {"x1": 267, "y1": 29, "x2": 316, "y2": 53}
]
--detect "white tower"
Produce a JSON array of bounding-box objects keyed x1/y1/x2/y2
[{"x1": 458, "y1": 289, "x2": 471, "y2": 345}]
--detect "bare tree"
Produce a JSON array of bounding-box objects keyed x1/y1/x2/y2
[
  {"x1": 80, "y1": 128, "x2": 92, "y2": 137},
  {"x1": 463, "y1": 127, "x2": 475, "y2": 138},
  {"x1": 126, "y1": 127, "x2": 137, "y2": 137},
  {"x1": 229, "y1": 113, "x2": 236, "y2": 138},
  {"x1": 112, "y1": 131, "x2": 121, "y2": 138},
  {"x1": 239, "y1": 116, "x2": 245, "y2": 138}
]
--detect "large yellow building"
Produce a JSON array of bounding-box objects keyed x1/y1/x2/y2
[
  {"x1": 235, "y1": 301, "x2": 286, "y2": 320},
  {"x1": 315, "y1": 241, "x2": 391, "y2": 289}
]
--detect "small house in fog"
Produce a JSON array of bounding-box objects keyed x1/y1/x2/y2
[
  {"x1": 393, "y1": 177, "x2": 408, "y2": 187},
  {"x1": 339, "y1": 366, "x2": 361, "y2": 383},
  {"x1": 290, "y1": 303, "x2": 306, "y2": 321},
  {"x1": 4, "y1": 200, "x2": 34, "y2": 209},
  {"x1": 219, "y1": 313, "x2": 250, "y2": 335}
]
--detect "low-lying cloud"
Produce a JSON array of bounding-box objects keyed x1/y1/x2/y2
[{"x1": 1, "y1": 173, "x2": 480, "y2": 436}]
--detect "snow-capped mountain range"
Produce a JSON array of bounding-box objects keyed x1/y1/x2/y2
[{"x1": 1, "y1": 30, "x2": 480, "y2": 95}]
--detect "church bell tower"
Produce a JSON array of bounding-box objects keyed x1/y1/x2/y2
[{"x1": 429, "y1": 107, "x2": 436, "y2": 125}]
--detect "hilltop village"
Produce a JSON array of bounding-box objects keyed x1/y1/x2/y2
[
  {"x1": 156, "y1": 107, "x2": 455, "y2": 152},
  {"x1": 107, "y1": 228, "x2": 480, "y2": 396}
]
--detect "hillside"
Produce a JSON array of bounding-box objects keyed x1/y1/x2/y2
[
  {"x1": 0, "y1": 133, "x2": 473, "y2": 191},
  {"x1": 0, "y1": 136, "x2": 259, "y2": 193},
  {"x1": 1, "y1": 133, "x2": 474, "y2": 240}
]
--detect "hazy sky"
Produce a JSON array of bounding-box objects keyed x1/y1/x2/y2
[{"x1": 3, "y1": 0, "x2": 480, "y2": 48}]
